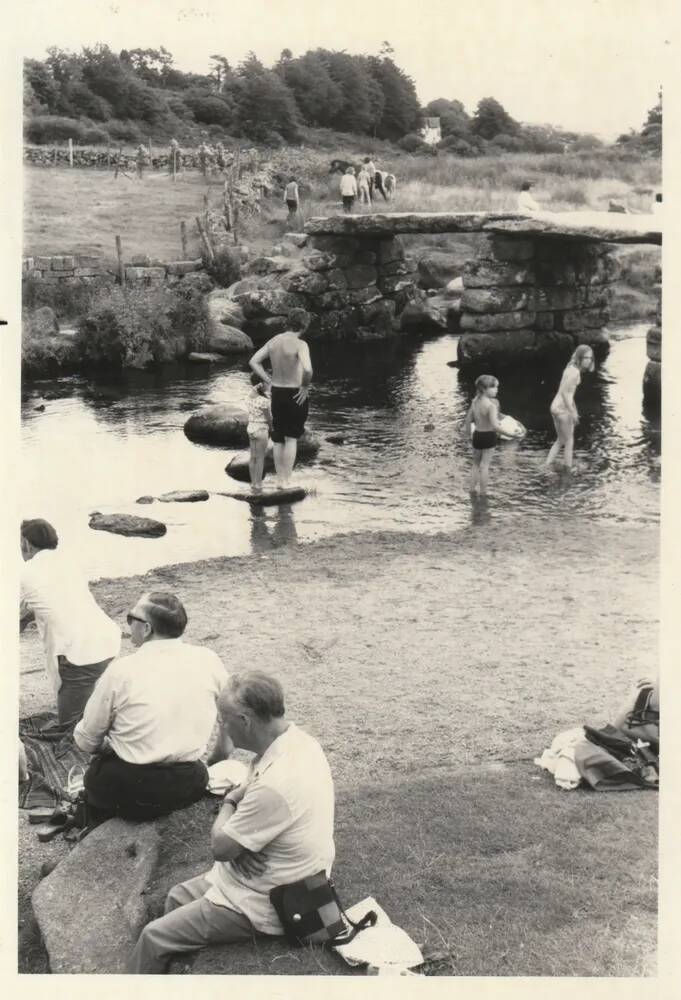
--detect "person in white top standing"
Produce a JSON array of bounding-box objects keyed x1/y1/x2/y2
[
  {"x1": 129, "y1": 670, "x2": 335, "y2": 974},
  {"x1": 283, "y1": 176, "x2": 299, "y2": 223},
  {"x1": 74, "y1": 591, "x2": 228, "y2": 822},
  {"x1": 20, "y1": 519, "x2": 121, "y2": 732},
  {"x1": 339, "y1": 166, "x2": 358, "y2": 213},
  {"x1": 517, "y1": 181, "x2": 540, "y2": 213}
]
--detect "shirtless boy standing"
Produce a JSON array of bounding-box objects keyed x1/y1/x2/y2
[{"x1": 249, "y1": 313, "x2": 313, "y2": 489}]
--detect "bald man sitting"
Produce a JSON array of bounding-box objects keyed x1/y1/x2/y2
[{"x1": 74, "y1": 591, "x2": 228, "y2": 822}]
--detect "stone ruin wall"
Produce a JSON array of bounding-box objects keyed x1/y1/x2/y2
[{"x1": 457, "y1": 235, "x2": 621, "y2": 366}]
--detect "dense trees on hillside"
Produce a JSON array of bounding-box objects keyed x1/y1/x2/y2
[{"x1": 23, "y1": 42, "x2": 660, "y2": 157}]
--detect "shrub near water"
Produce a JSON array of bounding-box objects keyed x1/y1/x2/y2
[{"x1": 76, "y1": 284, "x2": 207, "y2": 369}]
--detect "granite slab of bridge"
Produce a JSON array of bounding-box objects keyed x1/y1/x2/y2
[{"x1": 303, "y1": 211, "x2": 662, "y2": 404}]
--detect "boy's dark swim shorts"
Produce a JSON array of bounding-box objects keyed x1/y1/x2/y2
[
  {"x1": 271, "y1": 386, "x2": 309, "y2": 442},
  {"x1": 472, "y1": 430, "x2": 497, "y2": 450}
]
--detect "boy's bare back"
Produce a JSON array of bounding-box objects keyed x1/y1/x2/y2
[{"x1": 268, "y1": 333, "x2": 309, "y2": 387}]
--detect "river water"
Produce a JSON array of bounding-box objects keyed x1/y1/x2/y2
[{"x1": 21, "y1": 326, "x2": 660, "y2": 580}]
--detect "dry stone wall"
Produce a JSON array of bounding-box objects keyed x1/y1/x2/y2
[
  {"x1": 23, "y1": 254, "x2": 208, "y2": 290},
  {"x1": 457, "y1": 236, "x2": 620, "y2": 366}
]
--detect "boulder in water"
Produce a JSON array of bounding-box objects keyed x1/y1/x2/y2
[
  {"x1": 157, "y1": 490, "x2": 209, "y2": 503},
  {"x1": 400, "y1": 298, "x2": 448, "y2": 333},
  {"x1": 205, "y1": 289, "x2": 246, "y2": 330},
  {"x1": 225, "y1": 432, "x2": 320, "y2": 482},
  {"x1": 184, "y1": 403, "x2": 249, "y2": 447},
  {"x1": 206, "y1": 325, "x2": 253, "y2": 356},
  {"x1": 187, "y1": 352, "x2": 224, "y2": 364},
  {"x1": 89, "y1": 513, "x2": 167, "y2": 538},
  {"x1": 136, "y1": 496, "x2": 155, "y2": 504},
  {"x1": 417, "y1": 251, "x2": 462, "y2": 290}
]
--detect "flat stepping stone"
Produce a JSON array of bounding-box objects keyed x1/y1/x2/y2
[
  {"x1": 157, "y1": 490, "x2": 209, "y2": 503},
  {"x1": 219, "y1": 487, "x2": 307, "y2": 506},
  {"x1": 89, "y1": 512, "x2": 167, "y2": 537}
]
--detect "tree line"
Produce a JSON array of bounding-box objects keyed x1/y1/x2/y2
[{"x1": 23, "y1": 43, "x2": 660, "y2": 156}]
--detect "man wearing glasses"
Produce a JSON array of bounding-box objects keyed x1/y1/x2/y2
[{"x1": 74, "y1": 591, "x2": 228, "y2": 821}]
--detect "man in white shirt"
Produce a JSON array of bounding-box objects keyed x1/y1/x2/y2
[
  {"x1": 129, "y1": 671, "x2": 335, "y2": 974},
  {"x1": 74, "y1": 591, "x2": 228, "y2": 822},
  {"x1": 20, "y1": 519, "x2": 121, "y2": 731},
  {"x1": 517, "y1": 181, "x2": 540, "y2": 213}
]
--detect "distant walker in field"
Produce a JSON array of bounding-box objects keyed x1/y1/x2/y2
[
  {"x1": 249, "y1": 312, "x2": 313, "y2": 489},
  {"x1": 517, "y1": 181, "x2": 540, "y2": 213},
  {"x1": 339, "y1": 166, "x2": 358, "y2": 214}
]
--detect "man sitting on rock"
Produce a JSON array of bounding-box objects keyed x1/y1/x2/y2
[
  {"x1": 74, "y1": 591, "x2": 228, "y2": 822},
  {"x1": 129, "y1": 670, "x2": 336, "y2": 974},
  {"x1": 249, "y1": 312, "x2": 313, "y2": 489}
]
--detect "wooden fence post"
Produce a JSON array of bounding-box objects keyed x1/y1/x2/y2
[
  {"x1": 196, "y1": 217, "x2": 215, "y2": 264},
  {"x1": 68, "y1": 138, "x2": 73, "y2": 167},
  {"x1": 115, "y1": 235, "x2": 125, "y2": 286},
  {"x1": 180, "y1": 221, "x2": 188, "y2": 258}
]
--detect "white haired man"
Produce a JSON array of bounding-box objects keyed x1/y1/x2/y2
[
  {"x1": 74, "y1": 591, "x2": 228, "y2": 822},
  {"x1": 129, "y1": 670, "x2": 335, "y2": 974}
]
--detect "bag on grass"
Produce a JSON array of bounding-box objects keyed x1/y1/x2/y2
[{"x1": 270, "y1": 870, "x2": 377, "y2": 947}]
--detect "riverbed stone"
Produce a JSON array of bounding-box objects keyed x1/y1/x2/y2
[
  {"x1": 158, "y1": 490, "x2": 210, "y2": 503},
  {"x1": 136, "y1": 496, "x2": 155, "y2": 504},
  {"x1": 282, "y1": 269, "x2": 328, "y2": 296},
  {"x1": 225, "y1": 432, "x2": 321, "y2": 482},
  {"x1": 89, "y1": 513, "x2": 167, "y2": 537},
  {"x1": 461, "y1": 287, "x2": 534, "y2": 314},
  {"x1": 400, "y1": 298, "x2": 448, "y2": 332},
  {"x1": 417, "y1": 251, "x2": 463, "y2": 290},
  {"x1": 184, "y1": 403, "x2": 249, "y2": 446},
  {"x1": 460, "y1": 309, "x2": 537, "y2": 332},
  {"x1": 32, "y1": 818, "x2": 161, "y2": 974},
  {"x1": 187, "y1": 352, "x2": 225, "y2": 363},
  {"x1": 206, "y1": 324, "x2": 254, "y2": 355}
]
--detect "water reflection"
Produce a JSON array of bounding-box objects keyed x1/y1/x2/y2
[{"x1": 21, "y1": 328, "x2": 659, "y2": 579}]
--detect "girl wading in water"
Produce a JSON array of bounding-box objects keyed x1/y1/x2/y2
[
  {"x1": 464, "y1": 374, "x2": 504, "y2": 496},
  {"x1": 545, "y1": 344, "x2": 595, "y2": 470}
]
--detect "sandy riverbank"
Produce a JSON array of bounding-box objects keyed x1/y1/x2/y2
[{"x1": 20, "y1": 513, "x2": 658, "y2": 783}]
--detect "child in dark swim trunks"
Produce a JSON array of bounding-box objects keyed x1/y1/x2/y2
[{"x1": 463, "y1": 374, "x2": 504, "y2": 496}]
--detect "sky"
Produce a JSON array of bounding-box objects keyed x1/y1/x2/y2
[{"x1": 10, "y1": 0, "x2": 673, "y2": 139}]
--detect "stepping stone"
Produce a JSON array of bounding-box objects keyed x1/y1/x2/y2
[
  {"x1": 218, "y1": 487, "x2": 307, "y2": 506},
  {"x1": 89, "y1": 513, "x2": 167, "y2": 538},
  {"x1": 157, "y1": 490, "x2": 210, "y2": 503}
]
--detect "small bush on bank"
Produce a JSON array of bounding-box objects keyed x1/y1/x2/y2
[
  {"x1": 22, "y1": 315, "x2": 80, "y2": 376},
  {"x1": 205, "y1": 247, "x2": 241, "y2": 288},
  {"x1": 75, "y1": 284, "x2": 207, "y2": 368},
  {"x1": 22, "y1": 272, "x2": 99, "y2": 321},
  {"x1": 398, "y1": 132, "x2": 435, "y2": 154}
]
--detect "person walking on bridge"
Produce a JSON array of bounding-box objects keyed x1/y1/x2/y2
[{"x1": 249, "y1": 312, "x2": 313, "y2": 489}]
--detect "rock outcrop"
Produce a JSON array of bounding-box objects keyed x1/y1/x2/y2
[
  {"x1": 157, "y1": 490, "x2": 210, "y2": 503},
  {"x1": 225, "y1": 432, "x2": 320, "y2": 482},
  {"x1": 32, "y1": 819, "x2": 161, "y2": 974}
]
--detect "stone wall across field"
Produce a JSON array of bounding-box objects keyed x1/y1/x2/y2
[{"x1": 23, "y1": 253, "x2": 209, "y2": 290}]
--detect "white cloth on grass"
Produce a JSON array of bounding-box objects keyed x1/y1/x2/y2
[
  {"x1": 334, "y1": 896, "x2": 424, "y2": 972},
  {"x1": 534, "y1": 726, "x2": 585, "y2": 790}
]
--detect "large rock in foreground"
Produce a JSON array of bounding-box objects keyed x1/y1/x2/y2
[
  {"x1": 32, "y1": 819, "x2": 161, "y2": 973},
  {"x1": 89, "y1": 512, "x2": 167, "y2": 537},
  {"x1": 184, "y1": 403, "x2": 250, "y2": 447}
]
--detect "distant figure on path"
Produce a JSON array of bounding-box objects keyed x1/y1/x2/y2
[
  {"x1": 128, "y1": 670, "x2": 336, "y2": 974},
  {"x1": 74, "y1": 591, "x2": 228, "y2": 822},
  {"x1": 339, "y1": 167, "x2": 358, "y2": 213},
  {"x1": 20, "y1": 519, "x2": 121, "y2": 733},
  {"x1": 168, "y1": 138, "x2": 182, "y2": 176},
  {"x1": 517, "y1": 181, "x2": 540, "y2": 213},
  {"x1": 545, "y1": 344, "x2": 595, "y2": 471},
  {"x1": 463, "y1": 375, "x2": 504, "y2": 496},
  {"x1": 284, "y1": 176, "x2": 300, "y2": 223},
  {"x1": 136, "y1": 144, "x2": 150, "y2": 179},
  {"x1": 249, "y1": 312, "x2": 313, "y2": 489},
  {"x1": 247, "y1": 374, "x2": 273, "y2": 491},
  {"x1": 357, "y1": 166, "x2": 372, "y2": 206}
]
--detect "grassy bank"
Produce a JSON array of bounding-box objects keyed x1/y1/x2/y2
[{"x1": 19, "y1": 517, "x2": 658, "y2": 974}]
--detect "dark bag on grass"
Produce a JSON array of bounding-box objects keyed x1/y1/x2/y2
[
  {"x1": 581, "y1": 724, "x2": 658, "y2": 789},
  {"x1": 270, "y1": 870, "x2": 377, "y2": 947}
]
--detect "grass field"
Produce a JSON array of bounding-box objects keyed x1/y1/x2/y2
[{"x1": 24, "y1": 147, "x2": 661, "y2": 264}]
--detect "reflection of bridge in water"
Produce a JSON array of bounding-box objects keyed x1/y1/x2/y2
[{"x1": 304, "y1": 211, "x2": 662, "y2": 404}]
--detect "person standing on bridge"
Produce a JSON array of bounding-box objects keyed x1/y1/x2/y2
[
  {"x1": 249, "y1": 312, "x2": 313, "y2": 490},
  {"x1": 545, "y1": 345, "x2": 595, "y2": 471}
]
